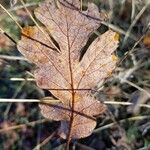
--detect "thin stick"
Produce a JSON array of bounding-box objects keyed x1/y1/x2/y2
[
  {"x1": 0, "y1": 2, "x2": 38, "y2": 21},
  {"x1": 10, "y1": 78, "x2": 35, "y2": 81},
  {"x1": 0, "y1": 99, "x2": 150, "y2": 108},
  {"x1": 0, "y1": 27, "x2": 17, "y2": 44},
  {"x1": 0, "y1": 55, "x2": 27, "y2": 61},
  {"x1": 101, "y1": 21, "x2": 137, "y2": 41},
  {"x1": 4, "y1": 2, "x2": 38, "y2": 13},
  {"x1": 33, "y1": 132, "x2": 56, "y2": 150},
  {"x1": 4, "y1": 81, "x2": 26, "y2": 119},
  {"x1": 122, "y1": 2, "x2": 150, "y2": 45},
  {"x1": 0, "y1": 4, "x2": 22, "y2": 30},
  {"x1": 122, "y1": 79, "x2": 150, "y2": 98},
  {"x1": 117, "y1": 31, "x2": 146, "y2": 66},
  {"x1": 93, "y1": 115, "x2": 150, "y2": 133},
  {"x1": 0, "y1": 99, "x2": 58, "y2": 103},
  {"x1": 131, "y1": 0, "x2": 136, "y2": 21},
  {"x1": 104, "y1": 101, "x2": 150, "y2": 109},
  {"x1": 0, "y1": 119, "x2": 47, "y2": 133},
  {"x1": 75, "y1": 143, "x2": 95, "y2": 150}
]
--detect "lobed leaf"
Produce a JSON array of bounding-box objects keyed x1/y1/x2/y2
[{"x1": 17, "y1": 0, "x2": 119, "y2": 140}]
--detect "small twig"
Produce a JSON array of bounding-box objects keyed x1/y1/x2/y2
[
  {"x1": 108, "y1": 0, "x2": 113, "y2": 22},
  {"x1": 101, "y1": 21, "x2": 137, "y2": 41},
  {"x1": 0, "y1": 55, "x2": 28, "y2": 61},
  {"x1": 0, "y1": 27, "x2": 17, "y2": 44},
  {"x1": 105, "y1": 101, "x2": 150, "y2": 109},
  {"x1": 122, "y1": 2, "x2": 150, "y2": 45},
  {"x1": 0, "y1": 99, "x2": 149, "y2": 108},
  {"x1": 115, "y1": 60, "x2": 145, "y2": 83},
  {"x1": 0, "y1": 3, "x2": 22, "y2": 29},
  {"x1": 10, "y1": 78, "x2": 35, "y2": 81},
  {"x1": 3, "y1": 2, "x2": 38, "y2": 13},
  {"x1": 93, "y1": 115, "x2": 150, "y2": 133},
  {"x1": 0, "y1": 119, "x2": 47, "y2": 133},
  {"x1": 33, "y1": 132, "x2": 56, "y2": 150},
  {"x1": 0, "y1": 2, "x2": 38, "y2": 21},
  {"x1": 4, "y1": 81, "x2": 26, "y2": 119},
  {"x1": 0, "y1": 99, "x2": 56, "y2": 103},
  {"x1": 75, "y1": 143, "x2": 95, "y2": 150},
  {"x1": 118, "y1": 33, "x2": 146, "y2": 66},
  {"x1": 131, "y1": 0, "x2": 136, "y2": 21},
  {"x1": 130, "y1": 53, "x2": 137, "y2": 65},
  {"x1": 122, "y1": 79, "x2": 150, "y2": 98}
]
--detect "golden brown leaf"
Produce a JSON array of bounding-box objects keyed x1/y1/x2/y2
[{"x1": 17, "y1": 0, "x2": 119, "y2": 140}]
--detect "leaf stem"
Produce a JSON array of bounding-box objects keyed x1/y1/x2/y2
[{"x1": 66, "y1": 15, "x2": 75, "y2": 150}]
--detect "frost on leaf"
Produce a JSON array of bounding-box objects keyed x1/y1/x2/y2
[{"x1": 17, "y1": 0, "x2": 119, "y2": 139}]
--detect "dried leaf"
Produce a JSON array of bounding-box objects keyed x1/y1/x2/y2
[{"x1": 17, "y1": 0, "x2": 119, "y2": 140}]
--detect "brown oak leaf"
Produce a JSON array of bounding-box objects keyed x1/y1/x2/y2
[{"x1": 17, "y1": 0, "x2": 119, "y2": 140}]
